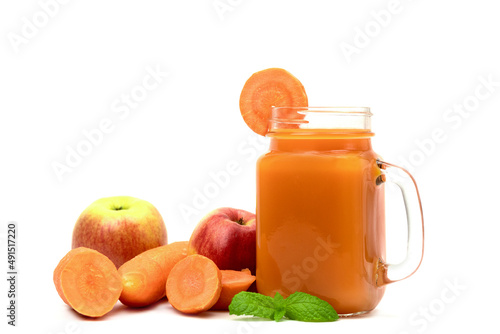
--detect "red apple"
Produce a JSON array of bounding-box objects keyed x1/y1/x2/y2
[
  {"x1": 72, "y1": 196, "x2": 167, "y2": 268},
  {"x1": 188, "y1": 207, "x2": 256, "y2": 274}
]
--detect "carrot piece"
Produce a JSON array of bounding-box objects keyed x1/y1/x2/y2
[
  {"x1": 54, "y1": 247, "x2": 90, "y2": 305},
  {"x1": 118, "y1": 241, "x2": 189, "y2": 307},
  {"x1": 211, "y1": 269, "x2": 256, "y2": 310},
  {"x1": 166, "y1": 254, "x2": 222, "y2": 314},
  {"x1": 239, "y1": 68, "x2": 308, "y2": 136},
  {"x1": 53, "y1": 247, "x2": 123, "y2": 318}
]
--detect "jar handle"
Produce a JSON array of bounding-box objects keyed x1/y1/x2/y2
[{"x1": 376, "y1": 160, "x2": 424, "y2": 286}]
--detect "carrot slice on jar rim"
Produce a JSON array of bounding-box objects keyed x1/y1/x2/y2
[{"x1": 239, "y1": 68, "x2": 308, "y2": 136}]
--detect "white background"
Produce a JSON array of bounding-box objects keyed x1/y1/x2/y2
[{"x1": 1, "y1": 0, "x2": 499, "y2": 333}]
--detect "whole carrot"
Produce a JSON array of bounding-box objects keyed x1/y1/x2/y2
[{"x1": 118, "y1": 241, "x2": 188, "y2": 307}]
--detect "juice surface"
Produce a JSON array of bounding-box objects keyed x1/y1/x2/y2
[{"x1": 256, "y1": 131, "x2": 386, "y2": 315}]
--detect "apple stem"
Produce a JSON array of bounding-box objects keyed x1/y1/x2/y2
[{"x1": 236, "y1": 218, "x2": 245, "y2": 225}]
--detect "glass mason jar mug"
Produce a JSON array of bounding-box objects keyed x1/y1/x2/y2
[{"x1": 256, "y1": 107, "x2": 424, "y2": 316}]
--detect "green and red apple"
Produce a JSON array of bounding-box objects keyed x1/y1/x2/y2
[
  {"x1": 72, "y1": 196, "x2": 167, "y2": 268},
  {"x1": 188, "y1": 207, "x2": 256, "y2": 274}
]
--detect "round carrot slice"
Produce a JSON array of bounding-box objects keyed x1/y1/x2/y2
[
  {"x1": 54, "y1": 247, "x2": 123, "y2": 318},
  {"x1": 239, "y1": 68, "x2": 308, "y2": 136},
  {"x1": 166, "y1": 254, "x2": 222, "y2": 314}
]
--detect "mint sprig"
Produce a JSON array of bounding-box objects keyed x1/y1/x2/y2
[
  {"x1": 228, "y1": 291, "x2": 339, "y2": 322},
  {"x1": 227, "y1": 292, "x2": 275, "y2": 320},
  {"x1": 284, "y1": 292, "x2": 339, "y2": 322}
]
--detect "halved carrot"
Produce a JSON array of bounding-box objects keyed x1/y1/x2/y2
[
  {"x1": 211, "y1": 268, "x2": 256, "y2": 310},
  {"x1": 118, "y1": 241, "x2": 188, "y2": 307},
  {"x1": 239, "y1": 68, "x2": 308, "y2": 136},
  {"x1": 54, "y1": 247, "x2": 88, "y2": 305},
  {"x1": 166, "y1": 254, "x2": 222, "y2": 314},
  {"x1": 53, "y1": 247, "x2": 122, "y2": 318}
]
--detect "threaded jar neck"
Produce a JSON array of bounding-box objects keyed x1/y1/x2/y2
[{"x1": 267, "y1": 107, "x2": 373, "y2": 138}]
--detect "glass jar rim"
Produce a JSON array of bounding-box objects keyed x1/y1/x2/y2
[
  {"x1": 271, "y1": 106, "x2": 372, "y2": 116},
  {"x1": 268, "y1": 106, "x2": 373, "y2": 135}
]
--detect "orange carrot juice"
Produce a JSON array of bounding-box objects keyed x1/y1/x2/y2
[{"x1": 256, "y1": 129, "x2": 386, "y2": 315}]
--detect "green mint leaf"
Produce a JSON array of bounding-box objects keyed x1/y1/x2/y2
[
  {"x1": 229, "y1": 292, "x2": 276, "y2": 320},
  {"x1": 229, "y1": 291, "x2": 338, "y2": 323},
  {"x1": 285, "y1": 292, "x2": 339, "y2": 322},
  {"x1": 273, "y1": 292, "x2": 286, "y2": 321}
]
